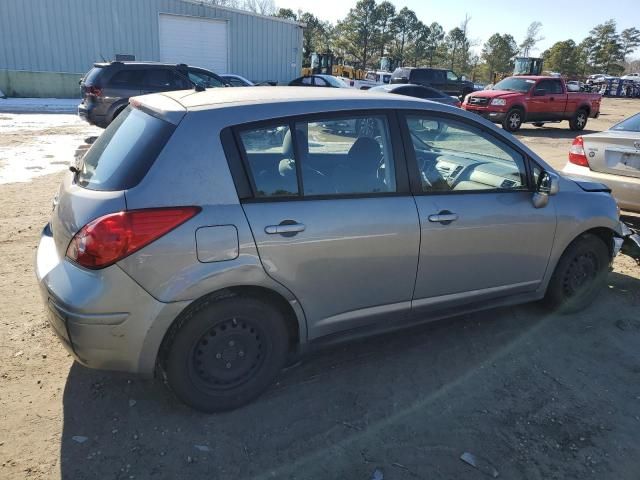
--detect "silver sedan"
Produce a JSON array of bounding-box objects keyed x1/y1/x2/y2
[{"x1": 563, "y1": 112, "x2": 640, "y2": 212}]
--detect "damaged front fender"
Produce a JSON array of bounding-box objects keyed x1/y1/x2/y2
[{"x1": 618, "y1": 220, "x2": 640, "y2": 264}]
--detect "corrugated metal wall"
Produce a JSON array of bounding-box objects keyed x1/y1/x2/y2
[{"x1": 0, "y1": 0, "x2": 303, "y2": 83}]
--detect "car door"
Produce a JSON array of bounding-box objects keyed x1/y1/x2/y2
[
  {"x1": 400, "y1": 111, "x2": 557, "y2": 316},
  {"x1": 528, "y1": 79, "x2": 564, "y2": 121},
  {"x1": 233, "y1": 112, "x2": 420, "y2": 340},
  {"x1": 104, "y1": 69, "x2": 143, "y2": 99}
]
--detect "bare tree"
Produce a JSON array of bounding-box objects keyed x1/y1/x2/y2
[
  {"x1": 520, "y1": 21, "x2": 544, "y2": 57},
  {"x1": 243, "y1": 0, "x2": 276, "y2": 16},
  {"x1": 200, "y1": 0, "x2": 241, "y2": 8}
]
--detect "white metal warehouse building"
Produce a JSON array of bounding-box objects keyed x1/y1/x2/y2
[{"x1": 0, "y1": 0, "x2": 303, "y2": 97}]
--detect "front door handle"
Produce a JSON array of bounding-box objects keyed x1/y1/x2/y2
[
  {"x1": 428, "y1": 211, "x2": 458, "y2": 225},
  {"x1": 265, "y1": 222, "x2": 306, "y2": 235}
]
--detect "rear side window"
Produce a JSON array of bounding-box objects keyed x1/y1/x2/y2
[
  {"x1": 237, "y1": 114, "x2": 396, "y2": 198},
  {"x1": 109, "y1": 69, "x2": 144, "y2": 87},
  {"x1": 76, "y1": 107, "x2": 176, "y2": 191}
]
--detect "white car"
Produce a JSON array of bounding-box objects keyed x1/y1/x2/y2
[{"x1": 621, "y1": 73, "x2": 640, "y2": 83}]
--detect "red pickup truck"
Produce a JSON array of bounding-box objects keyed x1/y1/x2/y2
[{"x1": 463, "y1": 76, "x2": 601, "y2": 132}]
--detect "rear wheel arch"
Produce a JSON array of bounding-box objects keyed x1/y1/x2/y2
[
  {"x1": 578, "y1": 104, "x2": 591, "y2": 116},
  {"x1": 107, "y1": 101, "x2": 128, "y2": 124},
  {"x1": 156, "y1": 285, "x2": 302, "y2": 374}
]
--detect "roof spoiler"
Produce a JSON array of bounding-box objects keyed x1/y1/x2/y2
[{"x1": 129, "y1": 95, "x2": 187, "y2": 126}]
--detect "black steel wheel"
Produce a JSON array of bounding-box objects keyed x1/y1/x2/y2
[
  {"x1": 546, "y1": 234, "x2": 610, "y2": 313},
  {"x1": 164, "y1": 295, "x2": 289, "y2": 412}
]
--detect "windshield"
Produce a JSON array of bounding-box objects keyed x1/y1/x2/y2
[
  {"x1": 611, "y1": 113, "x2": 640, "y2": 132},
  {"x1": 492, "y1": 78, "x2": 535, "y2": 93},
  {"x1": 323, "y1": 76, "x2": 348, "y2": 88}
]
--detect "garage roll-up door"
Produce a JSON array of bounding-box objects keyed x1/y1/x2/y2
[{"x1": 159, "y1": 14, "x2": 228, "y2": 73}]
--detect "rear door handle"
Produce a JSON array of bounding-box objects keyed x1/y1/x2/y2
[
  {"x1": 428, "y1": 211, "x2": 458, "y2": 224},
  {"x1": 265, "y1": 223, "x2": 306, "y2": 235}
]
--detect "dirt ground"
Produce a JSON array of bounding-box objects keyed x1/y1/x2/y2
[{"x1": 0, "y1": 98, "x2": 639, "y2": 480}]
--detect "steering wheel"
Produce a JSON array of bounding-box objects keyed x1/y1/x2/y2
[{"x1": 417, "y1": 153, "x2": 449, "y2": 191}]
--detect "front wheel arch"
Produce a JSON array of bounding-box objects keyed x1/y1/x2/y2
[{"x1": 544, "y1": 230, "x2": 612, "y2": 312}]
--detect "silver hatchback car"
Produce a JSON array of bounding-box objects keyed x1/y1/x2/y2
[{"x1": 36, "y1": 87, "x2": 626, "y2": 412}]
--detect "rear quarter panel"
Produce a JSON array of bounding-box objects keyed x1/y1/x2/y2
[{"x1": 117, "y1": 110, "x2": 308, "y2": 335}]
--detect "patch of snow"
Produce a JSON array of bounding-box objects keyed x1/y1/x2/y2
[
  {"x1": 0, "y1": 113, "x2": 101, "y2": 184},
  {"x1": 0, "y1": 98, "x2": 79, "y2": 113}
]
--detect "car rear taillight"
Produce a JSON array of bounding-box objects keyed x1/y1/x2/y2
[
  {"x1": 66, "y1": 207, "x2": 201, "y2": 269},
  {"x1": 569, "y1": 136, "x2": 589, "y2": 167},
  {"x1": 85, "y1": 85, "x2": 103, "y2": 97}
]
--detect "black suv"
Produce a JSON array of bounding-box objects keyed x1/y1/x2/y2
[
  {"x1": 78, "y1": 62, "x2": 227, "y2": 128},
  {"x1": 389, "y1": 67, "x2": 474, "y2": 98}
]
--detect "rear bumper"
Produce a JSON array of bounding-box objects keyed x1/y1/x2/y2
[
  {"x1": 462, "y1": 105, "x2": 506, "y2": 122},
  {"x1": 35, "y1": 224, "x2": 188, "y2": 376},
  {"x1": 562, "y1": 162, "x2": 640, "y2": 212},
  {"x1": 77, "y1": 103, "x2": 106, "y2": 128}
]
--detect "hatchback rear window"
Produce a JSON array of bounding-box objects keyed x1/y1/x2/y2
[
  {"x1": 76, "y1": 106, "x2": 176, "y2": 191},
  {"x1": 82, "y1": 67, "x2": 102, "y2": 85}
]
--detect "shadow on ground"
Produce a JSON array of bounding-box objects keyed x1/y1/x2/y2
[
  {"x1": 514, "y1": 127, "x2": 598, "y2": 140},
  {"x1": 59, "y1": 269, "x2": 640, "y2": 479}
]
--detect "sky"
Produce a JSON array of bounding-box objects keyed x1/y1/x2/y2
[{"x1": 276, "y1": 0, "x2": 640, "y2": 57}]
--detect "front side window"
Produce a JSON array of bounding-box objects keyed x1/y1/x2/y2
[
  {"x1": 446, "y1": 71, "x2": 458, "y2": 81},
  {"x1": 187, "y1": 70, "x2": 224, "y2": 87},
  {"x1": 404, "y1": 114, "x2": 528, "y2": 193},
  {"x1": 228, "y1": 77, "x2": 247, "y2": 87}
]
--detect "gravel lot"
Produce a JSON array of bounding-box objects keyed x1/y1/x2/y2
[{"x1": 0, "y1": 98, "x2": 639, "y2": 480}]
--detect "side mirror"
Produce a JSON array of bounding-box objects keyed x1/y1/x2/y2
[
  {"x1": 532, "y1": 171, "x2": 559, "y2": 208},
  {"x1": 461, "y1": 75, "x2": 467, "y2": 82},
  {"x1": 533, "y1": 88, "x2": 546, "y2": 96}
]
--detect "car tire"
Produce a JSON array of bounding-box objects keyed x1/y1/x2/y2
[
  {"x1": 569, "y1": 109, "x2": 588, "y2": 131},
  {"x1": 533, "y1": 122, "x2": 545, "y2": 127},
  {"x1": 502, "y1": 108, "x2": 523, "y2": 132},
  {"x1": 545, "y1": 234, "x2": 610, "y2": 313},
  {"x1": 163, "y1": 295, "x2": 290, "y2": 412}
]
